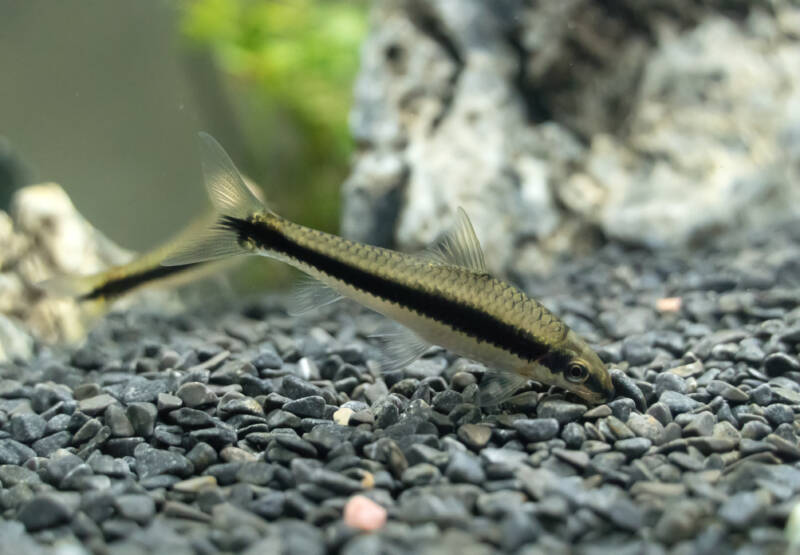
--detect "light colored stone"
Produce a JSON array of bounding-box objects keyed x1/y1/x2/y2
[
  {"x1": 0, "y1": 314, "x2": 33, "y2": 362},
  {"x1": 334, "y1": 407, "x2": 355, "y2": 426},
  {"x1": 173, "y1": 475, "x2": 218, "y2": 493},
  {"x1": 343, "y1": 494, "x2": 387, "y2": 531}
]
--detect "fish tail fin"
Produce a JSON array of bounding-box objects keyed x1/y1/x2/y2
[
  {"x1": 162, "y1": 132, "x2": 271, "y2": 267},
  {"x1": 36, "y1": 273, "x2": 110, "y2": 321},
  {"x1": 37, "y1": 273, "x2": 105, "y2": 301}
]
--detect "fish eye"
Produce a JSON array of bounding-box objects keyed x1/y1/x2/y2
[{"x1": 566, "y1": 361, "x2": 589, "y2": 383}]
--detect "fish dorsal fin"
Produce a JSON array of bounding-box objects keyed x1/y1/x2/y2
[
  {"x1": 421, "y1": 207, "x2": 487, "y2": 273},
  {"x1": 162, "y1": 133, "x2": 266, "y2": 267},
  {"x1": 287, "y1": 276, "x2": 344, "y2": 316},
  {"x1": 197, "y1": 132, "x2": 264, "y2": 219}
]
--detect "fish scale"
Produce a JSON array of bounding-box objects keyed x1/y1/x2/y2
[{"x1": 258, "y1": 215, "x2": 569, "y2": 357}]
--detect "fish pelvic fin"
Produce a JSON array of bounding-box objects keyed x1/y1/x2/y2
[
  {"x1": 162, "y1": 133, "x2": 270, "y2": 267},
  {"x1": 477, "y1": 370, "x2": 529, "y2": 407}
]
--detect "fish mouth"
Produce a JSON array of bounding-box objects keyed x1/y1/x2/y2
[{"x1": 579, "y1": 385, "x2": 615, "y2": 405}]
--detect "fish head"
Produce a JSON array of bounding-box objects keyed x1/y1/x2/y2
[{"x1": 535, "y1": 329, "x2": 615, "y2": 404}]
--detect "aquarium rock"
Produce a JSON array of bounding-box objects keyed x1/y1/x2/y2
[{"x1": 342, "y1": 0, "x2": 800, "y2": 274}]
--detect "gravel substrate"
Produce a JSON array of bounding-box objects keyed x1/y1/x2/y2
[{"x1": 1, "y1": 220, "x2": 800, "y2": 554}]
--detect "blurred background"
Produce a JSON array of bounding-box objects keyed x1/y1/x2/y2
[
  {"x1": 2, "y1": 0, "x2": 799, "y2": 292},
  {"x1": 0, "y1": 0, "x2": 367, "y2": 257}
]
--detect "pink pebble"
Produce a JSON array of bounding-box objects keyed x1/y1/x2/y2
[{"x1": 343, "y1": 495, "x2": 387, "y2": 531}]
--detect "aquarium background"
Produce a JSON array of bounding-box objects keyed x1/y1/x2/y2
[{"x1": 0, "y1": 0, "x2": 366, "y2": 255}]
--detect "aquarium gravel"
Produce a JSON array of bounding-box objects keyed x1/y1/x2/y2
[{"x1": 1, "y1": 220, "x2": 799, "y2": 554}]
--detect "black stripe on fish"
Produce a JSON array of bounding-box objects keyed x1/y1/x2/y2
[
  {"x1": 221, "y1": 215, "x2": 557, "y2": 363},
  {"x1": 79, "y1": 263, "x2": 202, "y2": 301}
]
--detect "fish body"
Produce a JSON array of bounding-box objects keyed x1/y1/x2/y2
[{"x1": 164, "y1": 133, "x2": 614, "y2": 405}]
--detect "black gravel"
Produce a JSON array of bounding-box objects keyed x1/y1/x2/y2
[{"x1": 1, "y1": 220, "x2": 800, "y2": 553}]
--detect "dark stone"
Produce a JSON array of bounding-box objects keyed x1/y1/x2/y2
[
  {"x1": 252, "y1": 348, "x2": 283, "y2": 370},
  {"x1": 18, "y1": 493, "x2": 78, "y2": 531},
  {"x1": 457, "y1": 424, "x2": 491, "y2": 450},
  {"x1": 513, "y1": 418, "x2": 559, "y2": 442},
  {"x1": 402, "y1": 463, "x2": 441, "y2": 486},
  {"x1": 615, "y1": 437, "x2": 652, "y2": 458},
  {"x1": 72, "y1": 417, "x2": 102, "y2": 444},
  {"x1": 500, "y1": 511, "x2": 541, "y2": 552},
  {"x1": 32, "y1": 431, "x2": 72, "y2": 456},
  {"x1": 536, "y1": 399, "x2": 586, "y2": 424},
  {"x1": 432, "y1": 389, "x2": 462, "y2": 413},
  {"x1": 126, "y1": 402, "x2": 157, "y2": 437},
  {"x1": 764, "y1": 404, "x2": 794, "y2": 426},
  {"x1": 283, "y1": 396, "x2": 326, "y2": 418},
  {"x1": 236, "y1": 462, "x2": 275, "y2": 486},
  {"x1": 719, "y1": 491, "x2": 768, "y2": 526},
  {"x1": 281, "y1": 375, "x2": 322, "y2": 399},
  {"x1": 655, "y1": 373, "x2": 687, "y2": 396},
  {"x1": 134, "y1": 444, "x2": 193, "y2": 479},
  {"x1": 659, "y1": 391, "x2": 701, "y2": 414},
  {"x1": 622, "y1": 338, "x2": 655, "y2": 366},
  {"x1": 562, "y1": 422, "x2": 586, "y2": 449},
  {"x1": 683, "y1": 412, "x2": 715, "y2": 437},
  {"x1": 764, "y1": 353, "x2": 800, "y2": 377},
  {"x1": 105, "y1": 404, "x2": 134, "y2": 437},
  {"x1": 445, "y1": 451, "x2": 486, "y2": 484},
  {"x1": 9, "y1": 413, "x2": 47, "y2": 443},
  {"x1": 218, "y1": 394, "x2": 264, "y2": 417},
  {"x1": 189, "y1": 424, "x2": 237, "y2": 448},
  {"x1": 741, "y1": 421, "x2": 772, "y2": 440},
  {"x1": 309, "y1": 467, "x2": 363, "y2": 494},
  {"x1": 77, "y1": 394, "x2": 117, "y2": 415},
  {"x1": 186, "y1": 442, "x2": 218, "y2": 473},
  {"x1": 706, "y1": 380, "x2": 749, "y2": 403},
  {"x1": 750, "y1": 384, "x2": 773, "y2": 406},
  {"x1": 114, "y1": 494, "x2": 155, "y2": 524},
  {"x1": 610, "y1": 370, "x2": 647, "y2": 411},
  {"x1": 176, "y1": 382, "x2": 217, "y2": 408},
  {"x1": 156, "y1": 393, "x2": 182, "y2": 412},
  {"x1": 0, "y1": 465, "x2": 40, "y2": 486},
  {"x1": 169, "y1": 407, "x2": 215, "y2": 428},
  {"x1": 250, "y1": 491, "x2": 285, "y2": 520},
  {"x1": 121, "y1": 378, "x2": 169, "y2": 403}
]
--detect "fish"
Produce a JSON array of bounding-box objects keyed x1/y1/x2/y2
[
  {"x1": 163, "y1": 133, "x2": 615, "y2": 405},
  {"x1": 38, "y1": 213, "x2": 234, "y2": 313}
]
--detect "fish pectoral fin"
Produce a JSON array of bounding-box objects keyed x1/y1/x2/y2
[
  {"x1": 287, "y1": 276, "x2": 344, "y2": 316},
  {"x1": 369, "y1": 323, "x2": 432, "y2": 373},
  {"x1": 477, "y1": 371, "x2": 529, "y2": 407},
  {"x1": 420, "y1": 207, "x2": 488, "y2": 274},
  {"x1": 162, "y1": 133, "x2": 267, "y2": 267}
]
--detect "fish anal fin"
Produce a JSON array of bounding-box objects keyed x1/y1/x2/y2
[
  {"x1": 421, "y1": 207, "x2": 487, "y2": 273},
  {"x1": 287, "y1": 276, "x2": 343, "y2": 316},
  {"x1": 477, "y1": 371, "x2": 528, "y2": 407},
  {"x1": 369, "y1": 323, "x2": 431, "y2": 373}
]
